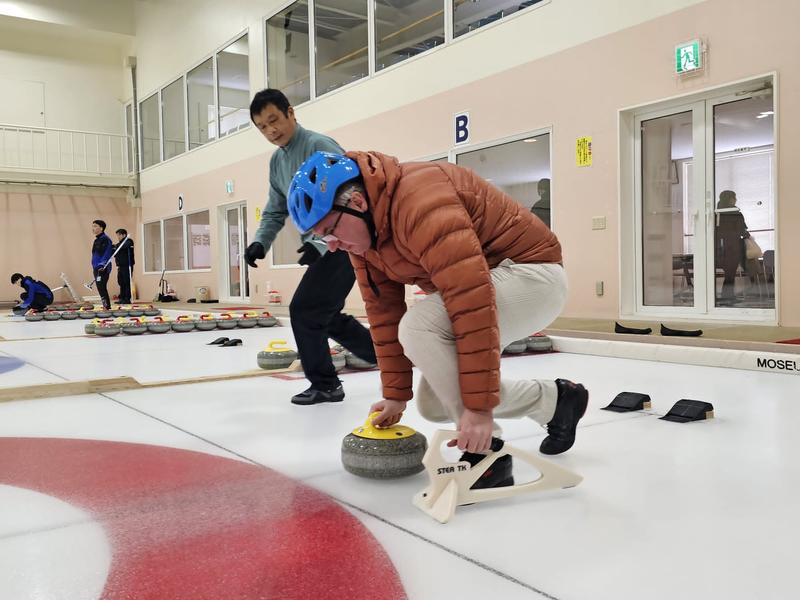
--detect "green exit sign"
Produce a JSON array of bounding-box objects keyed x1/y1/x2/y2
[{"x1": 675, "y1": 40, "x2": 703, "y2": 74}]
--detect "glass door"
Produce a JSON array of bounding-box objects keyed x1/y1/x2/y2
[
  {"x1": 223, "y1": 203, "x2": 249, "y2": 301},
  {"x1": 708, "y1": 90, "x2": 775, "y2": 312},
  {"x1": 633, "y1": 84, "x2": 775, "y2": 320}
]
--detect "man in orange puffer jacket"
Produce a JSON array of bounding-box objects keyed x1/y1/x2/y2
[{"x1": 287, "y1": 151, "x2": 589, "y2": 489}]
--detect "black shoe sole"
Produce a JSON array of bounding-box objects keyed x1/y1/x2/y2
[{"x1": 290, "y1": 395, "x2": 345, "y2": 406}]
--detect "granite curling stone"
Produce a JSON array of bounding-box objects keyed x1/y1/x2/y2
[
  {"x1": 143, "y1": 306, "x2": 160, "y2": 317},
  {"x1": 216, "y1": 313, "x2": 238, "y2": 330},
  {"x1": 95, "y1": 309, "x2": 112, "y2": 318},
  {"x1": 525, "y1": 333, "x2": 553, "y2": 352},
  {"x1": 43, "y1": 310, "x2": 62, "y2": 321},
  {"x1": 84, "y1": 318, "x2": 104, "y2": 334},
  {"x1": 95, "y1": 321, "x2": 122, "y2": 337},
  {"x1": 122, "y1": 318, "x2": 148, "y2": 335},
  {"x1": 195, "y1": 314, "x2": 218, "y2": 331},
  {"x1": 25, "y1": 312, "x2": 44, "y2": 322},
  {"x1": 128, "y1": 307, "x2": 145, "y2": 317},
  {"x1": 344, "y1": 350, "x2": 378, "y2": 370},
  {"x1": 112, "y1": 307, "x2": 129, "y2": 318},
  {"x1": 60, "y1": 310, "x2": 78, "y2": 320},
  {"x1": 503, "y1": 339, "x2": 528, "y2": 354},
  {"x1": 331, "y1": 349, "x2": 346, "y2": 372},
  {"x1": 341, "y1": 413, "x2": 427, "y2": 479},
  {"x1": 237, "y1": 312, "x2": 258, "y2": 328},
  {"x1": 171, "y1": 315, "x2": 196, "y2": 332},
  {"x1": 257, "y1": 311, "x2": 278, "y2": 327},
  {"x1": 257, "y1": 340, "x2": 298, "y2": 370},
  {"x1": 147, "y1": 317, "x2": 172, "y2": 334},
  {"x1": 78, "y1": 308, "x2": 96, "y2": 319}
]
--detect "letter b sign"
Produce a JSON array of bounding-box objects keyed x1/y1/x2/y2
[{"x1": 454, "y1": 112, "x2": 470, "y2": 145}]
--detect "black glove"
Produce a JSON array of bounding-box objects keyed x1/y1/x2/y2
[
  {"x1": 297, "y1": 242, "x2": 320, "y2": 266},
  {"x1": 245, "y1": 242, "x2": 266, "y2": 267}
]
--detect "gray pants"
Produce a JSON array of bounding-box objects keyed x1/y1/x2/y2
[{"x1": 398, "y1": 261, "x2": 568, "y2": 431}]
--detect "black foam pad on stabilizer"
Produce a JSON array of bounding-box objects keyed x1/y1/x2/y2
[
  {"x1": 660, "y1": 399, "x2": 714, "y2": 423},
  {"x1": 660, "y1": 324, "x2": 703, "y2": 337},
  {"x1": 615, "y1": 322, "x2": 652, "y2": 335},
  {"x1": 602, "y1": 392, "x2": 651, "y2": 412}
]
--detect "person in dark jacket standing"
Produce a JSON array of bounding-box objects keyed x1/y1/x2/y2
[
  {"x1": 91, "y1": 219, "x2": 114, "y2": 309},
  {"x1": 114, "y1": 228, "x2": 135, "y2": 304},
  {"x1": 11, "y1": 273, "x2": 53, "y2": 314},
  {"x1": 244, "y1": 89, "x2": 376, "y2": 406}
]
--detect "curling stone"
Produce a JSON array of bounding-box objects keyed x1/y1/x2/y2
[
  {"x1": 25, "y1": 312, "x2": 44, "y2": 322},
  {"x1": 43, "y1": 310, "x2": 61, "y2": 321},
  {"x1": 122, "y1": 318, "x2": 148, "y2": 335},
  {"x1": 143, "y1": 307, "x2": 160, "y2": 317},
  {"x1": 503, "y1": 339, "x2": 527, "y2": 354},
  {"x1": 195, "y1": 314, "x2": 218, "y2": 331},
  {"x1": 78, "y1": 308, "x2": 96, "y2": 319},
  {"x1": 95, "y1": 309, "x2": 112, "y2": 318},
  {"x1": 147, "y1": 317, "x2": 172, "y2": 334},
  {"x1": 344, "y1": 350, "x2": 378, "y2": 370},
  {"x1": 341, "y1": 413, "x2": 427, "y2": 479},
  {"x1": 60, "y1": 310, "x2": 78, "y2": 320},
  {"x1": 525, "y1": 333, "x2": 552, "y2": 352},
  {"x1": 84, "y1": 318, "x2": 103, "y2": 334},
  {"x1": 128, "y1": 307, "x2": 144, "y2": 317},
  {"x1": 237, "y1": 312, "x2": 258, "y2": 328},
  {"x1": 331, "y1": 349, "x2": 346, "y2": 372},
  {"x1": 95, "y1": 321, "x2": 122, "y2": 337},
  {"x1": 112, "y1": 307, "x2": 129, "y2": 318},
  {"x1": 171, "y1": 315, "x2": 196, "y2": 332},
  {"x1": 216, "y1": 313, "x2": 238, "y2": 330},
  {"x1": 257, "y1": 340, "x2": 298, "y2": 370},
  {"x1": 257, "y1": 311, "x2": 279, "y2": 327}
]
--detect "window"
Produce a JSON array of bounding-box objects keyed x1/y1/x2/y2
[
  {"x1": 186, "y1": 211, "x2": 211, "y2": 269},
  {"x1": 454, "y1": 0, "x2": 546, "y2": 38},
  {"x1": 315, "y1": 0, "x2": 368, "y2": 96},
  {"x1": 217, "y1": 35, "x2": 250, "y2": 137},
  {"x1": 456, "y1": 133, "x2": 552, "y2": 228},
  {"x1": 143, "y1": 221, "x2": 163, "y2": 272},
  {"x1": 266, "y1": 1, "x2": 310, "y2": 106},
  {"x1": 139, "y1": 93, "x2": 160, "y2": 169},
  {"x1": 187, "y1": 58, "x2": 215, "y2": 149},
  {"x1": 162, "y1": 77, "x2": 186, "y2": 160},
  {"x1": 164, "y1": 216, "x2": 185, "y2": 271},
  {"x1": 376, "y1": 0, "x2": 444, "y2": 71}
]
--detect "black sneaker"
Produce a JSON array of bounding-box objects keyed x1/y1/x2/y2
[
  {"x1": 539, "y1": 379, "x2": 588, "y2": 455},
  {"x1": 460, "y1": 438, "x2": 514, "y2": 489},
  {"x1": 291, "y1": 384, "x2": 345, "y2": 405}
]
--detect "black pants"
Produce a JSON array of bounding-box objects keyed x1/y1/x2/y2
[
  {"x1": 95, "y1": 267, "x2": 111, "y2": 309},
  {"x1": 117, "y1": 265, "x2": 132, "y2": 304},
  {"x1": 20, "y1": 292, "x2": 52, "y2": 312},
  {"x1": 290, "y1": 249, "x2": 376, "y2": 390}
]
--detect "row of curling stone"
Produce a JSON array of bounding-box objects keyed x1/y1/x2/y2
[
  {"x1": 255, "y1": 342, "x2": 377, "y2": 371},
  {"x1": 25, "y1": 305, "x2": 161, "y2": 321},
  {"x1": 84, "y1": 312, "x2": 279, "y2": 335},
  {"x1": 503, "y1": 333, "x2": 552, "y2": 354}
]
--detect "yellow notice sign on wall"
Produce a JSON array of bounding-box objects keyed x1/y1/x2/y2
[
  {"x1": 255, "y1": 207, "x2": 262, "y2": 222},
  {"x1": 576, "y1": 136, "x2": 593, "y2": 167}
]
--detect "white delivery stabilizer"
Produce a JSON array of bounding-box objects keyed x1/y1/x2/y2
[{"x1": 413, "y1": 430, "x2": 583, "y2": 524}]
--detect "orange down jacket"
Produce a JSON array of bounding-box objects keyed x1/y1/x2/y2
[{"x1": 347, "y1": 151, "x2": 562, "y2": 411}]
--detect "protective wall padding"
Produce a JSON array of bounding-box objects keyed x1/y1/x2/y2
[
  {"x1": 602, "y1": 392, "x2": 651, "y2": 412},
  {"x1": 551, "y1": 337, "x2": 800, "y2": 376}
]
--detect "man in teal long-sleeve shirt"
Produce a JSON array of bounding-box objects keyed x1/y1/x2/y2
[{"x1": 245, "y1": 89, "x2": 376, "y2": 405}]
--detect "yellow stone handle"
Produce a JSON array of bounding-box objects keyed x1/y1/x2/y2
[
  {"x1": 265, "y1": 340, "x2": 293, "y2": 352},
  {"x1": 351, "y1": 411, "x2": 416, "y2": 440}
]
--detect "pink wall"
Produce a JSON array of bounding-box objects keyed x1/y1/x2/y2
[
  {"x1": 138, "y1": 0, "x2": 800, "y2": 324},
  {"x1": 1, "y1": 188, "x2": 137, "y2": 303}
]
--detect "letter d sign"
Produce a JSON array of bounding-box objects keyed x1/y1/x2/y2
[{"x1": 454, "y1": 112, "x2": 470, "y2": 145}]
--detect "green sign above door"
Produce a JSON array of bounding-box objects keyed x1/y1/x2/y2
[{"x1": 675, "y1": 40, "x2": 702, "y2": 74}]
